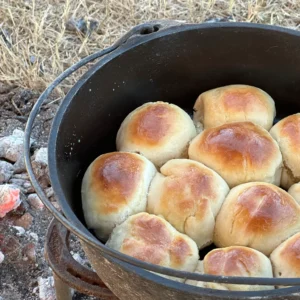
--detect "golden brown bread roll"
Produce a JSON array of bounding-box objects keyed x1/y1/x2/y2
[
  {"x1": 116, "y1": 101, "x2": 197, "y2": 167},
  {"x1": 187, "y1": 246, "x2": 274, "y2": 291},
  {"x1": 147, "y1": 159, "x2": 229, "y2": 248},
  {"x1": 188, "y1": 122, "x2": 282, "y2": 188},
  {"x1": 270, "y1": 114, "x2": 300, "y2": 189},
  {"x1": 214, "y1": 182, "x2": 300, "y2": 256},
  {"x1": 193, "y1": 85, "x2": 275, "y2": 130},
  {"x1": 81, "y1": 152, "x2": 156, "y2": 240},
  {"x1": 270, "y1": 232, "x2": 300, "y2": 279},
  {"x1": 106, "y1": 212, "x2": 199, "y2": 282},
  {"x1": 288, "y1": 183, "x2": 300, "y2": 205}
]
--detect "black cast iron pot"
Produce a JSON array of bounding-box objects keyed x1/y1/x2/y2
[{"x1": 25, "y1": 20, "x2": 300, "y2": 299}]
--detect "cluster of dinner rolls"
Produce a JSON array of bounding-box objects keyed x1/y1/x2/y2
[{"x1": 81, "y1": 84, "x2": 300, "y2": 290}]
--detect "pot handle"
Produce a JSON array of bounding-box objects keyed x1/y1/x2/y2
[{"x1": 24, "y1": 21, "x2": 182, "y2": 237}]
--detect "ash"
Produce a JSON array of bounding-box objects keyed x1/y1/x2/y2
[{"x1": 0, "y1": 82, "x2": 99, "y2": 300}]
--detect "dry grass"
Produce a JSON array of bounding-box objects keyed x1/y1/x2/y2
[{"x1": 1, "y1": 0, "x2": 300, "y2": 95}]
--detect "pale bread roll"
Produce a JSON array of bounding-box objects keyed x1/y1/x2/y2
[
  {"x1": 106, "y1": 212, "x2": 199, "y2": 282},
  {"x1": 147, "y1": 159, "x2": 229, "y2": 248},
  {"x1": 270, "y1": 114, "x2": 300, "y2": 189},
  {"x1": 187, "y1": 247, "x2": 273, "y2": 291},
  {"x1": 270, "y1": 232, "x2": 300, "y2": 279},
  {"x1": 116, "y1": 101, "x2": 197, "y2": 167},
  {"x1": 288, "y1": 183, "x2": 300, "y2": 205},
  {"x1": 188, "y1": 122, "x2": 283, "y2": 188},
  {"x1": 214, "y1": 182, "x2": 300, "y2": 255},
  {"x1": 185, "y1": 261, "x2": 207, "y2": 288},
  {"x1": 81, "y1": 152, "x2": 156, "y2": 240},
  {"x1": 193, "y1": 85, "x2": 275, "y2": 130}
]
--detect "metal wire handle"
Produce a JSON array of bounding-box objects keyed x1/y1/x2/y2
[{"x1": 24, "y1": 21, "x2": 300, "y2": 288}]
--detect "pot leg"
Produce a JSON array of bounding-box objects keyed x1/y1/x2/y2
[{"x1": 53, "y1": 273, "x2": 73, "y2": 300}]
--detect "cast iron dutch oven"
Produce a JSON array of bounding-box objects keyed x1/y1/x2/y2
[{"x1": 25, "y1": 20, "x2": 300, "y2": 299}]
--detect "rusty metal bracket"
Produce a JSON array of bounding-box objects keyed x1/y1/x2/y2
[{"x1": 45, "y1": 218, "x2": 118, "y2": 299}]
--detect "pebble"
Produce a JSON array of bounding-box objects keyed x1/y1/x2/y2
[
  {"x1": 38, "y1": 276, "x2": 56, "y2": 300},
  {"x1": 29, "y1": 232, "x2": 38, "y2": 242},
  {"x1": 28, "y1": 194, "x2": 44, "y2": 211},
  {"x1": 14, "y1": 212, "x2": 33, "y2": 229},
  {"x1": 32, "y1": 147, "x2": 50, "y2": 188},
  {"x1": 0, "y1": 129, "x2": 35, "y2": 173},
  {"x1": 12, "y1": 225, "x2": 25, "y2": 236},
  {"x1": 0, "y1": 250, "x2": 4, "y2": 263},
  {"x1": 0, "y1": 184, "x2": 21, "y2": 218},
  {"x1": 0, "y1": 160, "x2": 14, "y2": 184},
  {"x1": 34, "y1": 147, "x2": 48, "y2": 166}
]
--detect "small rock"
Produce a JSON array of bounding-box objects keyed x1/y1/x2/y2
[
  {"x1": 0, "y1": 250, "x2": 4, "y2": 263},
  {"x1": 0, "y1": 129, "x2": 35, "y2": 172},
  {"x1": 14, "y1": 212, "x2": 33, "y2": 229},
  {"x1": 0, "y1": 160, "x2": 14, "y2": 183},
  {"x1": 72, "y1": 252, "x2": 87, "y2": 266},
  {"x1": 12, "y1": 225, "x2": 25, "y2": 236},
  {"x1": 38, "y1": 276, "x2": 56, "y2": 300},
  {"x1": 28, "y1": 193, "x2": 44, "y2": 210},
  {"x1": 45, "y1": 187, "x2": 53, "y2": 198},
  {"x1": 34, "y1": 147, "x2": 48, "y2": 165},
  {"x1": 66, "y1": 17, "x2": 99, "y2": 36},
  {"x1": 0, "y1": 185, "x2": 21, "y2": 218},
  {"x1": 32, "y1": 148, "x2": 50, "y2": 188},
  {"x1": 29, "y1": 232, "x2": 38, "y2": 242},
  {"x1": 22, "y1": 243, "x2": 36, "y2": 262}
]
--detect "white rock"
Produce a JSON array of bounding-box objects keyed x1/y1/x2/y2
[
  {"x1": 0, "y1": 160, "x2": 14, "y2": 184},
  {"x1": 38, "y1": 276, "x2": 55, "y2": 300},
  {"x1": 0, "y1": 251, "x2": 4, "y2": 263},
  {"x1": 29, "y1": 232, "x2": 39, "y2": 242},
  {"x1": 0, "y1": 129, "x2": 35, "y2": 172},
  {"x1": 34, "y1": 147, "x2": 48, "y2": 166},
  {"x1": 12, "y1": 225, "x2": 26, "y2": 236},
  {"x1": 28, "y1": 193, "x2": 44, "y2": 210}
]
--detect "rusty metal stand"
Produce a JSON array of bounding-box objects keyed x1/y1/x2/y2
[{"x1": 45, "y1": 218, "x2": 118, "y2": 299}]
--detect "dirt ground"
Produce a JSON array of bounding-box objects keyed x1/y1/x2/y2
[{"x1": 0, "y1": 83, "x2": 98, "y2": 299}]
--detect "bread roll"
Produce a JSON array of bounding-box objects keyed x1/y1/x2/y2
[
  {"x1": 188, "y1": 122, "x2": 282, "y2": 188},
  {"x1": 270, "y1": 232, "x2": 300, "y2": 279},
  {"x1": 214, "y1": 182, "x2": 300, "y2": 255},
  {"x1": 116, "y1": 102, "x2": 197, "y2": 167},
  {"x1": 106, "y1": 212, "x2": 199, "y2": 282},
  {"x1": 187, "y1": 247, "x2": 273, "y2": 291},
  {"x1": 81, "y1": 152, "x2": 156, "y2": 240},
  {"x1": 288, "y1": 183, "x2": 300, "y2": 205},
  {"x1": 270, "y1": 114, "x2": 300, "y2": 189},
  {"x1": 193, "y1": 85, "x2": 275, "y2": 130},
  {"x1": 147, "y1": 159, "x2": 229, "y2": 248}
]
